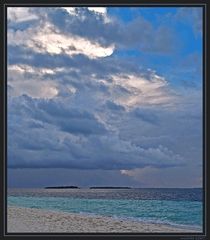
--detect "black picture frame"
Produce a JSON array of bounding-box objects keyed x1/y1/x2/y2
[{"x1": 0, "y1": 0, "x2": 209, "y2": 239}]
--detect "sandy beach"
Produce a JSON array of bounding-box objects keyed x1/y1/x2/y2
[{"x1": 7, "y1": 206, "x2": 200, "y2": 233}]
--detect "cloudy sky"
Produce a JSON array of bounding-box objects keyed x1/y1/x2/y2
[{"x1": 7, "y1": 6, "x2": 203, "y2": 188}]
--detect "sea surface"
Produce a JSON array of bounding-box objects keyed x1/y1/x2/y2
[{"x1": 7, "y1": 188, "x2": 203, "y2": 231}]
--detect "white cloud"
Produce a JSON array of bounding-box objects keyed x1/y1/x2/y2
[
  {"x1": 109, "y1": 73, "x2": 177, "y2": 109},
  {"x1": 8, "y1": 22, "x2": 115, "y2": 59},
  {"x1": 8, "y1": 64, "x2": 65, "y2": 75},
  {"x1": 7, "y1": 7, "x2": 38, "y2": 22},
  {"x1": 8, "y1": 64, "x2": 59, "y2": 99},
  {"x1": 88, "y1": 7, "x2": 111, "y2": 23},
  {"x1": 61, "y1": 7, "x2": 111, "y2": 23},
  {"x1": 61, "y1": 7, "x2": 77, "y2": 16},
  {"x1": 10, "y1": 81, "x2": 58, "y2": 99},
  {"x1": 88, "y1": 7, "x2": 107, "y2": 15}
]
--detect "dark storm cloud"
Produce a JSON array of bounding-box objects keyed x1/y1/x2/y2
[
  {"x1": 8, "y1": 93, "x2": 185, "y2": 170},
  {"x1": 9, "y1": 95, "x2": 107, "y2": 136}
]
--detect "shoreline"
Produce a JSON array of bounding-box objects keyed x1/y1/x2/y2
[{"x1": 7, "y1": 206, "x2": 201, "y2": 233}]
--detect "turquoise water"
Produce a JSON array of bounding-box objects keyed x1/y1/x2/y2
[{"x1": 8, "y1": 195, "x2": 202, "y2": 230}]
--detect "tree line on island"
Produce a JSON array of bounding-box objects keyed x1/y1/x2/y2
[{"x1": 45, "y1": 186, "x2": 132, "y2": 189}]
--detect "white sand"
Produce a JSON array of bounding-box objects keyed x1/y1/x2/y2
[{"x1": 7, "y1": 206, "x2": 201, "y2": 233}]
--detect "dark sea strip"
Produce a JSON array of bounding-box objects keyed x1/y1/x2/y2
[{"x1": 8, "y1": 188, "x2": 203, "y2": 201}]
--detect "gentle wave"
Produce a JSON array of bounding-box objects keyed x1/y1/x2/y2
[
  {"x1": 8, "y1": 195, "x2": 203, "y2": 229},
  {"x1": 75, "y1": 211, "x2": 202, "y2": 231}
]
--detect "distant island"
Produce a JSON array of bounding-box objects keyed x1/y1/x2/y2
[
  {"x1": 44, "y1": 186, "x2": 133, "y2": 189},
  {"x1": 45, "y1": 186, "x2": 79, "y2": 189},
  {"x1": 89, "y1": 186, "x2": 132, "y2": 189}
]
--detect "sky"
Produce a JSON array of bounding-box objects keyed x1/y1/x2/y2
[{"x1": 7, "y1": 6, "x2": 203, "y2": 188}]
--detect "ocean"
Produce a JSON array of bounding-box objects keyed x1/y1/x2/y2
[{"x1": 7, "y1": 188, "x2": 203, "y2": 231}]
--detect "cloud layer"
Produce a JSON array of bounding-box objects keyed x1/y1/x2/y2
[{"x1": 7, "y1": 7, "x2": 203, "y2": 187}]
